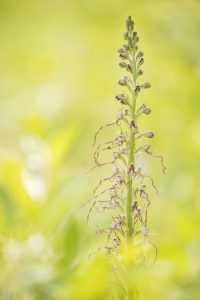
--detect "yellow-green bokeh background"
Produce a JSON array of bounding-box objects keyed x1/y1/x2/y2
[{"x1": 0, "y1": 0, "x2": 199, "y2": 299}]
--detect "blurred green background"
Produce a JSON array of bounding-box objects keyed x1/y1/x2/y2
[{"x1": 0, "y1": 0, "x2": 200, "y2": 299}]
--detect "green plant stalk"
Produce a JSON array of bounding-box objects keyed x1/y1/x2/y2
[{"x1": 127, "y1": 51, "x2": 137, "y2": 239}]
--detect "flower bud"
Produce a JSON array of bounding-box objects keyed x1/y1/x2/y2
[
  {"x1": 126, "y1": 16, "x2": 134, "y2": 32},
  {"x1": 120, "y1": 214, "x2": 126, "y2": 220},
  {"x1": 138, "y1": 57, "x2": 144, "y2": 66},
  {"x1": 134, "y1": 36, "x2": 139, "y2": 44},
  {"x1": 115, "y1": 93, "x2": 128, "y2": 105},
  {"x1": 135, "y1": 85, "x2": 140, "y2": 93},
  {"x1": 145, "y1": 131, "x2": 154, "y2": 138},
  {"x1": 129, "y1": 120, "x2": 139, "y2": 133},
  {"x1": 120, "y1": 147, "x2": 126, "y2": 154},
  {"x1": 123, "y1": 31, "x2": 129, "y2": 40},
  {"x1": 129, "y1": 163, "x2": 135, "y2": 171},
  {"x1": 133, "y1": 31, "x2": 137, "y2": 38},
  {"x1": 118, "y1": 76, "x2": 128, "y2": 86},
  {"x1": 119, "y1": 61, "x2": 126, "y2": 68},
  {"x1": 126, "y1": 64, "x2": 132, "y2": 72},
  {"x1": 143, "y1": 107, "x2": 151, "y2": 115},
  {"x1": 113, "y1": 152, "x2": 120, "y2": 159},
  {"x1": 136, "y1": 51, "x2": 144, "y2": 58},
  {"x1": 142, "y1": 82, "x2": 151, "y2": 89},
  {"x1": 143, "y1": 144, "x2": 151, "y2": 152},
  {"x1": 117, "y1": 130, "x2": 124, "y2": 139},
  {"x1": 137, "y1": 69, "x2": 143, "y2": 76},
  {"x1": 120, "y1": 99, "x2": 128, "y2": 105},
  {"x1": 129, "y1": 119, "x2": 136, "y2": 128},
  {"x1": 119, "y1": 53, "x2": 128, "y2": 60},
  {"x1": 117, "y1": 48, "x2": 125, "y2": 54},
  {"x1": 123, "y1": 108, "x2": 130, "y2": 116},
  {"x1": 123, "y1": 44, "x2": 130, "y2": 51}
]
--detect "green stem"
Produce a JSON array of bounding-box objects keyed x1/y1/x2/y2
[
  {"x1": 126, "y1": 51, "x2": 137, "y2": 240},
  {"x1": 126, "y1": 102, "x2": 136, "y2": 238}
]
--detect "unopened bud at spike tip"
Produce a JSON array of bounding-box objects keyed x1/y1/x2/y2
[
  {"x1": 123, "y1": 31, "x2": 129, "y2": 40},
  {"x1": 126, "y1": 16, "x2": 134, "y2": 32}
]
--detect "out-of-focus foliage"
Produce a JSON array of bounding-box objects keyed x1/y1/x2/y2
[{"x1": 0, "y1": 0, "x2": 200, "y2": 299}]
